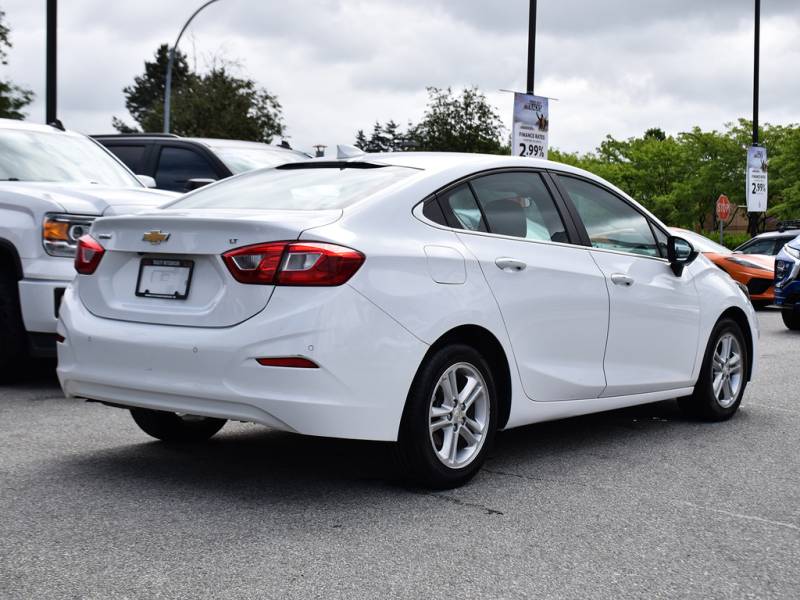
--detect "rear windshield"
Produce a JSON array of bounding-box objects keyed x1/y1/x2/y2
[
  {"x1": 167, "y1": 165, "x2": 417, "y2": 210},
  {"x1": 207, "y1": 144, "x2": 307, "y2": 174}
]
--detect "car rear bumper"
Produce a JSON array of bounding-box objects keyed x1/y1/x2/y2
[{"x1": 57, "y1": 283, "x2": 428, "y2": 441}]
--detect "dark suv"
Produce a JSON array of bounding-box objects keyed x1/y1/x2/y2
[{"x1": 93, "y1": 134, "x2": 309, "y2": 192}]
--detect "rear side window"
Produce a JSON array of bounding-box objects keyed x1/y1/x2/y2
[
  {"x1": 169, "y1": 165, "x2": 416, "y2": 210},
  {"x1": 105, "y1": 144, "x2": 147, "y2": 173},
  {"x1": 559, "y1": 175, "x2": 659, "y2": 258},
  {"x1": 439, "y1": 185, "x2": 487, "y2": 232},
  {"x1": 470, "y1": 172, "x2": 567, "y2": 242},
  {"x1": 155, "y1": 146, "x2": 218, "y2": 192}
]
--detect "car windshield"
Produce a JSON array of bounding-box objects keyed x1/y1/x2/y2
[
  {"x1": 0, "y1": 128, "x2": 141, "y2": 187},
  {"x1": 208, "y1": 144, "x2": 307, "y2": 175},
  {"x1": 672, "y1": 229, "x2": 731, "y2": 254},
  {"x1": 168, "y1": 165, "x2": 418, "y2": 210}
]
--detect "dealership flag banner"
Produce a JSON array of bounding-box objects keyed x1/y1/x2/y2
[
  {"x1": 512, "y1": 93, "x2": 549, "y2": 159},
  {"x1": 746, "y1": 146, "x2": 768, "y2": 212}
]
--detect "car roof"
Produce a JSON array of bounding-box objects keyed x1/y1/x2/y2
[
  {"x1": 340, "y1": 151, "x2": 605, "y2": 181},
  {"x1": 0, "y1": 118, "x2": 83, "y2": 137},
  {"x1": 92, "y1": 133, "x2": 303, "y2": 153},
  {"x1": 750, "y1": 229, "x2": 800, "y2": 239}
]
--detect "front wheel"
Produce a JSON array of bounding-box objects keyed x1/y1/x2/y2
[
  {"x1": 782, "y1": 309, "x2": 800, "y2": 330},
  {"x1": 395, "y1": 344, "x2": 497, "y2": 489},
  {"x1": 678, "y1": 318, "x2": 748, "y2": 421},
  {"x1": 130, "y1": 408, "x2": 226, "y2": 442}
]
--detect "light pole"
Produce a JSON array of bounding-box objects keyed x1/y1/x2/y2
[
  {"x1": 748, "y1": 0, "x2": 761, "y2": 236},
  {"x1": 46, "y1": 0, "x2": 57, "y2": 124},
  {"x1": 163, "y1": 0, "x2": 221, "y2": 133},
  {"x1": 527, "y1": 0, "x2": 537, "y2": 94}
]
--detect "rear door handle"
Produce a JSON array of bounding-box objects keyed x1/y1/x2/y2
[
  {"x1": 495, "y1": 257, "x2": 527, "y2": 272},
  {"x1": 611, "y1": 273, "x2": 634, "y2": 286}
]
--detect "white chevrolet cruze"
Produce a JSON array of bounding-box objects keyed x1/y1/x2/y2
[{"x1": 57, "y1": 152, "x2": 758, "y2": 488}]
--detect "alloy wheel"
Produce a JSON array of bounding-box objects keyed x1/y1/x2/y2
[
  {"x1": 428, "y1": 362, "x2": 490, "y2": 469},
  {"x1": 711, "y1": 333, "x2": 743, "y2": 408}
]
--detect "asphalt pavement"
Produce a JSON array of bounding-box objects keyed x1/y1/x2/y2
[{"x1": 1, "y1": 310, "x2": 798, "y2": 599}]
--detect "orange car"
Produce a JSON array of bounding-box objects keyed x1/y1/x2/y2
[{"x1": 670, "y1": 228, "x2": 775, "y2": 307}]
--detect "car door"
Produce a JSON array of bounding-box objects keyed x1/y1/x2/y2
[
  {"x1": 555, "y1": 174, "x2": 701, "y2": 397},
  {"x1": 437, "y1": 171, "x2": 610, "y2": 402}
]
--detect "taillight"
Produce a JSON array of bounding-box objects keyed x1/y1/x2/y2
[
  {"x1": 74, "y1": 235, "x2": 105, "y2": 275},
  {"x1": 222, "y1": 242, "x2": 364, "y2": 286}
]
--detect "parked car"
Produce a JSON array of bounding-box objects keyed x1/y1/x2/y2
[
  {"x1": 774, "y1": 234, "x2": 800, "y2": 330},
  {"x1": 0, "y1": 118, "x2": 176, "y2": 379},
  {"x1": 670, "y1": 228, "x2": 775, "y2": 307},
  {"x1": 93, "y1": 134, "x2": 310, "y2": 192},
  {"x1": 733, "y1": 225, "x2": 800, "y2": 256},
  {"x1": 58, "y1": 152, "x2": 757, "y2": 488}
]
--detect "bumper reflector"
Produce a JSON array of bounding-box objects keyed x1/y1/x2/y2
[{"x1": 256, "y1": 357, "x2": 318, "y2": 368}]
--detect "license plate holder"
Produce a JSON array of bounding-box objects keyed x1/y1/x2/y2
[{"x1": 135, "y1": 258, "x2": 194, "y2": 300}]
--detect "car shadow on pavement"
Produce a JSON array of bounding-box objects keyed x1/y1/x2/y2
[{"x1": 52, "y1": 397, "x2": 722, "y2": 501}]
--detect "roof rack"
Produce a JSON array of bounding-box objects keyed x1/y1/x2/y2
[
  {"x1": 777, "y1": 220, "x2": 800, "y2": 232},
  {"x1": 91, "y1": 132, "x2": 180, "y2": 138}
]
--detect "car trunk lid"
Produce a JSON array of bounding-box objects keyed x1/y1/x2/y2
[{"x1": 78, "y1": 209, "x2": 341, "y2": 327}]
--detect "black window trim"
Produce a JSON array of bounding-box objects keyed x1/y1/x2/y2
[
  {"x1": 549, "y1": 170, "x2": 670, "y2": 263},
  {"x1": 413, "y1": 167, "x2": 584, "y2": 248}
]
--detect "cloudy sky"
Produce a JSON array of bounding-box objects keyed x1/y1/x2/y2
[{"x1": 1, "y1": 0, "x2": 799, "y2": 155}]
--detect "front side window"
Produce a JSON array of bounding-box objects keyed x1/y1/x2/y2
[
  {"x1": 0, "y1": 129, "x2": 141, "y2": 187},
  {"x1": 155, "y1": 146, "x2": 219, "y2": 191},
  {"x1": 470, "y1": 172, "x2": 567, "y2": 242},
  {"x1": 559, "y1": 175, "x2": 659, "y2": 258},
  {"x1": 168, "y1": 165, "x2": 417, "y2": 210}
]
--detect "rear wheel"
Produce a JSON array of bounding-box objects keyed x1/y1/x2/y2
[
  {"x1": 130, "y1": 408, "x2": 226, "y2": 442},
  {"x1": 678, "y1": 318, "x2": 748, "y2": 421},
  {"x1": 395, "y1": 344, "x2": 497, "y2": 489},
  {"x1": 0, "y1": 270, "x2": 27, "y2": 382},
  {"x1": 782, "y1": 308, "x2": 800, "y2": 330}
]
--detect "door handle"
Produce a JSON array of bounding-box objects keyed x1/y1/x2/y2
[
  {"x1": 495, "y1": 257, "x2": 527, "y2": 272},
  {"x1": 611, "y1": 273, "x2": 634, "y2": 287}
]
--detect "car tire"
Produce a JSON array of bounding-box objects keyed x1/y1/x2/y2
[
  {"x1": 395, "y1": 344, "x2": 498, "y2": 489},
  {"x1": 678, "y1": 318, "x2": 748, "y2": 421},
  {"x1": 782, "y1": 309, "x2": 800, "y2": 330},
  {"x1": 130, "y1": 408, "x2": 226, "y2": 442},
  {"x1": 0, "y1": 270, "x2": 27, "y2": 383}
]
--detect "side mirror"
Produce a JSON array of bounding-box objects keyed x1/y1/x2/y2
[
  {"x1": 136, "y1": 175, "x2": 157, "y2": 188},
  {"x1": 667, "y1": 236, "x2": 698, "y2": 276},
  {"x1": 185, "y1": 178, "x2": 216, "y2": 192}
]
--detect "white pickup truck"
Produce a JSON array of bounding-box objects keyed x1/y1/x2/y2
[{"x1": 0, "y1": 119, "x2": 176, "y2": 380}]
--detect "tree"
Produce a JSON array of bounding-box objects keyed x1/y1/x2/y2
[
  {"x1": 115, "y1": 45, "x2": 285, "y2": 143},
  {"x1": 354, "y1": 129, "x2": 369, "y2": 150},
  {"x1": 0, "y1": 9, "x2": 33, "y2": 120},
  {"x1": 410, "y1": 87, "x2": 505, "y2": 154}
]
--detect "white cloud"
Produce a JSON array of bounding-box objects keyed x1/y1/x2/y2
[{"x1": 0, "y1": 0, "x2": 798, "y2": 155}]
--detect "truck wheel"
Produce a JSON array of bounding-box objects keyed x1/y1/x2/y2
[
  {"x1": 0, "y1": 271, "x2": 27, "y2": 382},
  {"x1": 782, "y1": 309, "x2": 800, "y2": 331},
  {"x1": 130, "y1": 408, "x2": 226, "y2": 442}
]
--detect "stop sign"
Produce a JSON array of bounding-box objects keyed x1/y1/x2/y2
[{"x1": 716, "y1": 195, "x2": 731, "y2": 221}]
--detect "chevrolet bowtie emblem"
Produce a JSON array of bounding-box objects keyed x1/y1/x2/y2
[{"x1": 142, "y1": 230, "x2": 170, "y2": 244}]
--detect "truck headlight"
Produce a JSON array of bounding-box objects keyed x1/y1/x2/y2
[{"x1": 43, "y1": 214, "x2": 96, "y2": 257}]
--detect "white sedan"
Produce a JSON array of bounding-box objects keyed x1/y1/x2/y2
[{"x1": 57, "y1": 152, "x2": 758, "y2": 488}]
